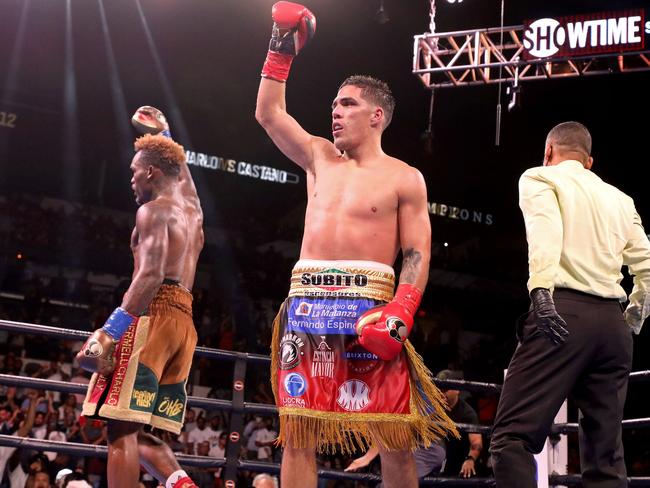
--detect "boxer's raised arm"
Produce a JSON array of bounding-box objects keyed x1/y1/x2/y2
[
  {"x1": 256, "y1": 2, "x2": 318, "y2": 172},
  {"x1": 178, "y1": 160, "x2": 202, "y2": 215},
  {"x1": 131, "y1": 106, "x2": 202, "y2": 214},
  {"x1": 256, "y1": 79, "x2": 317, "y2": 172}
]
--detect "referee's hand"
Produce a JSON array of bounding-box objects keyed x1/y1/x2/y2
[{"x1": 530, "y1": 288, "x2": 569, "y2": 345}]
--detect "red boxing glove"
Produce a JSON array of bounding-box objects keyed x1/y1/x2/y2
[
  {"x1": 355, "y1": 284, "x2": 423, "y2": 361},
  {"x1": 262, "y1": 1, "x2": 316, "y2": 82}
]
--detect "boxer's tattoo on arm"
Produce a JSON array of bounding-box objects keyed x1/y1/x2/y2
[{"x1": 401, "y1": 248, "x2": 422, "y2": 284}]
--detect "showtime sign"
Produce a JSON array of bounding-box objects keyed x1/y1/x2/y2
[{"x1": 523, "y1": 10, "x2": 648, "y2": 59}]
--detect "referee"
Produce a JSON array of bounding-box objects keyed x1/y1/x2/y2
[{"x1": 490, "y1": 121, "x2": 650, "y2": 488}]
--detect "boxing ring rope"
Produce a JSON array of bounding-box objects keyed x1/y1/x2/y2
[
  {"x1": 2, "y1": 319, "x2": 650, "y2": 486},
  {"x1": 6, "y1": 374, "x2": 650, "y2": 436},
  {"x1": 0, "y1": 435, "x2": 501, "y2": 485},
  {"x1": 2, "y1": 435, "x2": 650, "y2": 487},
  {"x1": 0, "y1": 319, "x2": 272, "y2": 365},
  {"x1": 552, "y1": 418, "x2": 650, "y2": 435},
  {"x1": 0, "y1": 374, "x2": 277, "y2": 416},
  {"x1": 5, "y1": 318, "x2": 650, "y2": 385},
  {"x1": 0, "y1": 433, "x2": 500, "y2": 485}
]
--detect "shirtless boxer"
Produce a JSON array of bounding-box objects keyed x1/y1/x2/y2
[
  {"x1": 255, "y1": 3, "x2": 457, "y2": 487},
  {"x1": 76, "y1": 107, "x2": 204, "y2": 488}
]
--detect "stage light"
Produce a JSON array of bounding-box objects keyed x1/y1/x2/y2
[{"x1": 444, "y1": 242, "x2": 449, "y2": 247}]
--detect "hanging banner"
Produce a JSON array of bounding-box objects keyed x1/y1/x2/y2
[
  {"x1": 523, "y1": 9, "x2": 647, "y2": 59},
  {"x1": 428, "y1": 202, "x2": 494, "y2": 226},
  {"x1": 186, "y1": 150, "x2": 300, "y2": 185}
]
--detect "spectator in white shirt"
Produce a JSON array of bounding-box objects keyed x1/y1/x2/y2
[
  {"x1": 186, "y1": 415, "x2": 218, "y2": 455},
  {"x1": 243, "y1": 416, "x2": 263, "y2": 460},
  {"x1": 253, "y1": 417, "x2": 277, "y2": 461}
]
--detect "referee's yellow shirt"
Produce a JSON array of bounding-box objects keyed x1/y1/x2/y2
[{"x1": 519, "y1": 159, "x2": 650, "y2": 333}]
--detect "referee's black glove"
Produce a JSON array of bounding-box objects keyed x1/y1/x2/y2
[{"x1": 530, "y1": 288, "x2": 569, "y2": 345}]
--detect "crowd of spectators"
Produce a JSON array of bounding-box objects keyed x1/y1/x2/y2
[
  {"x1": 1, "y1": 192, "x2": 649, "y2": 486},
  {"x1": 0, "y1": 350, "x2": 495, "y2": 488},
  {"x1": 0, "y1": 350, "x2": 287, "y2": 487}
]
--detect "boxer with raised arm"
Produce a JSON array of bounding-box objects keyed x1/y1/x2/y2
[
  {"x1": 255, "y1": 3, "x2": 457, "y2": 487},
  {"x1": 77, "y1": 107, "x2": 204, "y2": 488}
]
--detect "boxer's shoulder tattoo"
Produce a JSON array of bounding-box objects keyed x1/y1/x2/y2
[{"x1": 401, "y1": 248, "x2": 422, "y2": 283}]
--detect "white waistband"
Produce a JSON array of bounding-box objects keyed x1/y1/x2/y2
[{"x1": 293, "y1": 259, "x2": 395, "y2": 275}]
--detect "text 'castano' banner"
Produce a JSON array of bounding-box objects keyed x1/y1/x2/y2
[{"x1": 186, "y1": 150, "x2": 300, "y2": 185}]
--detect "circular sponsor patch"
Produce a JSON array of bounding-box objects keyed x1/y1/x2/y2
[
  {"x1": 229, "y1": 431, "x2": 240, "y2": 443},
  {"x1": 283, "y1": 372, "x2": 307, "y2": 397},
  {"x1": 233, "y1": 380, "x2": 244, "y2": 392},
  {"x1": 346, "y1": 340, "x2": 379, "y2": 375},
  {"x1": 225, "y1": 480, "x2": 236, "y2": 488},
  {"x1": 337, "y1": 379, "x2": 371, "y2": 411},
  {"x1": 279, "y1": 333, "x2": 305, "y2": 370}
]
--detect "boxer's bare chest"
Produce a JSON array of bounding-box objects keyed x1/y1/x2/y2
[
  {"x1": 306, "y1": 161, "x2": 399, "y2": 220},
  {"x1": 300, "y1": 160, "x2": 402, "y2": 262}
]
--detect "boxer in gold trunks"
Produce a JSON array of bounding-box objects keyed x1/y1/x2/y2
[
  {"x1": 77, "y1": 107, "x2": 203, "y2": 488},
  {"x1": 256, "y1": 3, "x2": 457, "y2": 487}
]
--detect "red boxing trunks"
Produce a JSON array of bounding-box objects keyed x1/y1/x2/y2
[{"x1": 271, "y1": 260, "x2": 458, "y2": 453}]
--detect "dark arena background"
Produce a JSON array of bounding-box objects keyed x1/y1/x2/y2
[{"x1": 1, "y1": 0, "x2": 649, "y2": 486}]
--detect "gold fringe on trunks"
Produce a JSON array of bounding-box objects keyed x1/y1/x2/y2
[
  {"x1": 270, "y1": 301, "x2": 284, "y2": 428},
  {"x1": 270, "y1": 303, "x2": 459, "y2": 454}
]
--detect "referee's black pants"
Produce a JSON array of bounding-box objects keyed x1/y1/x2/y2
[{"x1": 490, "y1": 289, "x2": 633, "y2": 488}]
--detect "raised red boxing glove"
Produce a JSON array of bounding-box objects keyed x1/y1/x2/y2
[
  {"x1": 355, "y1": 284, "x2": 423, "y2": 361},
  {"x1": 262, "y1": 1, "x2": 316, "y2": 82}
]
